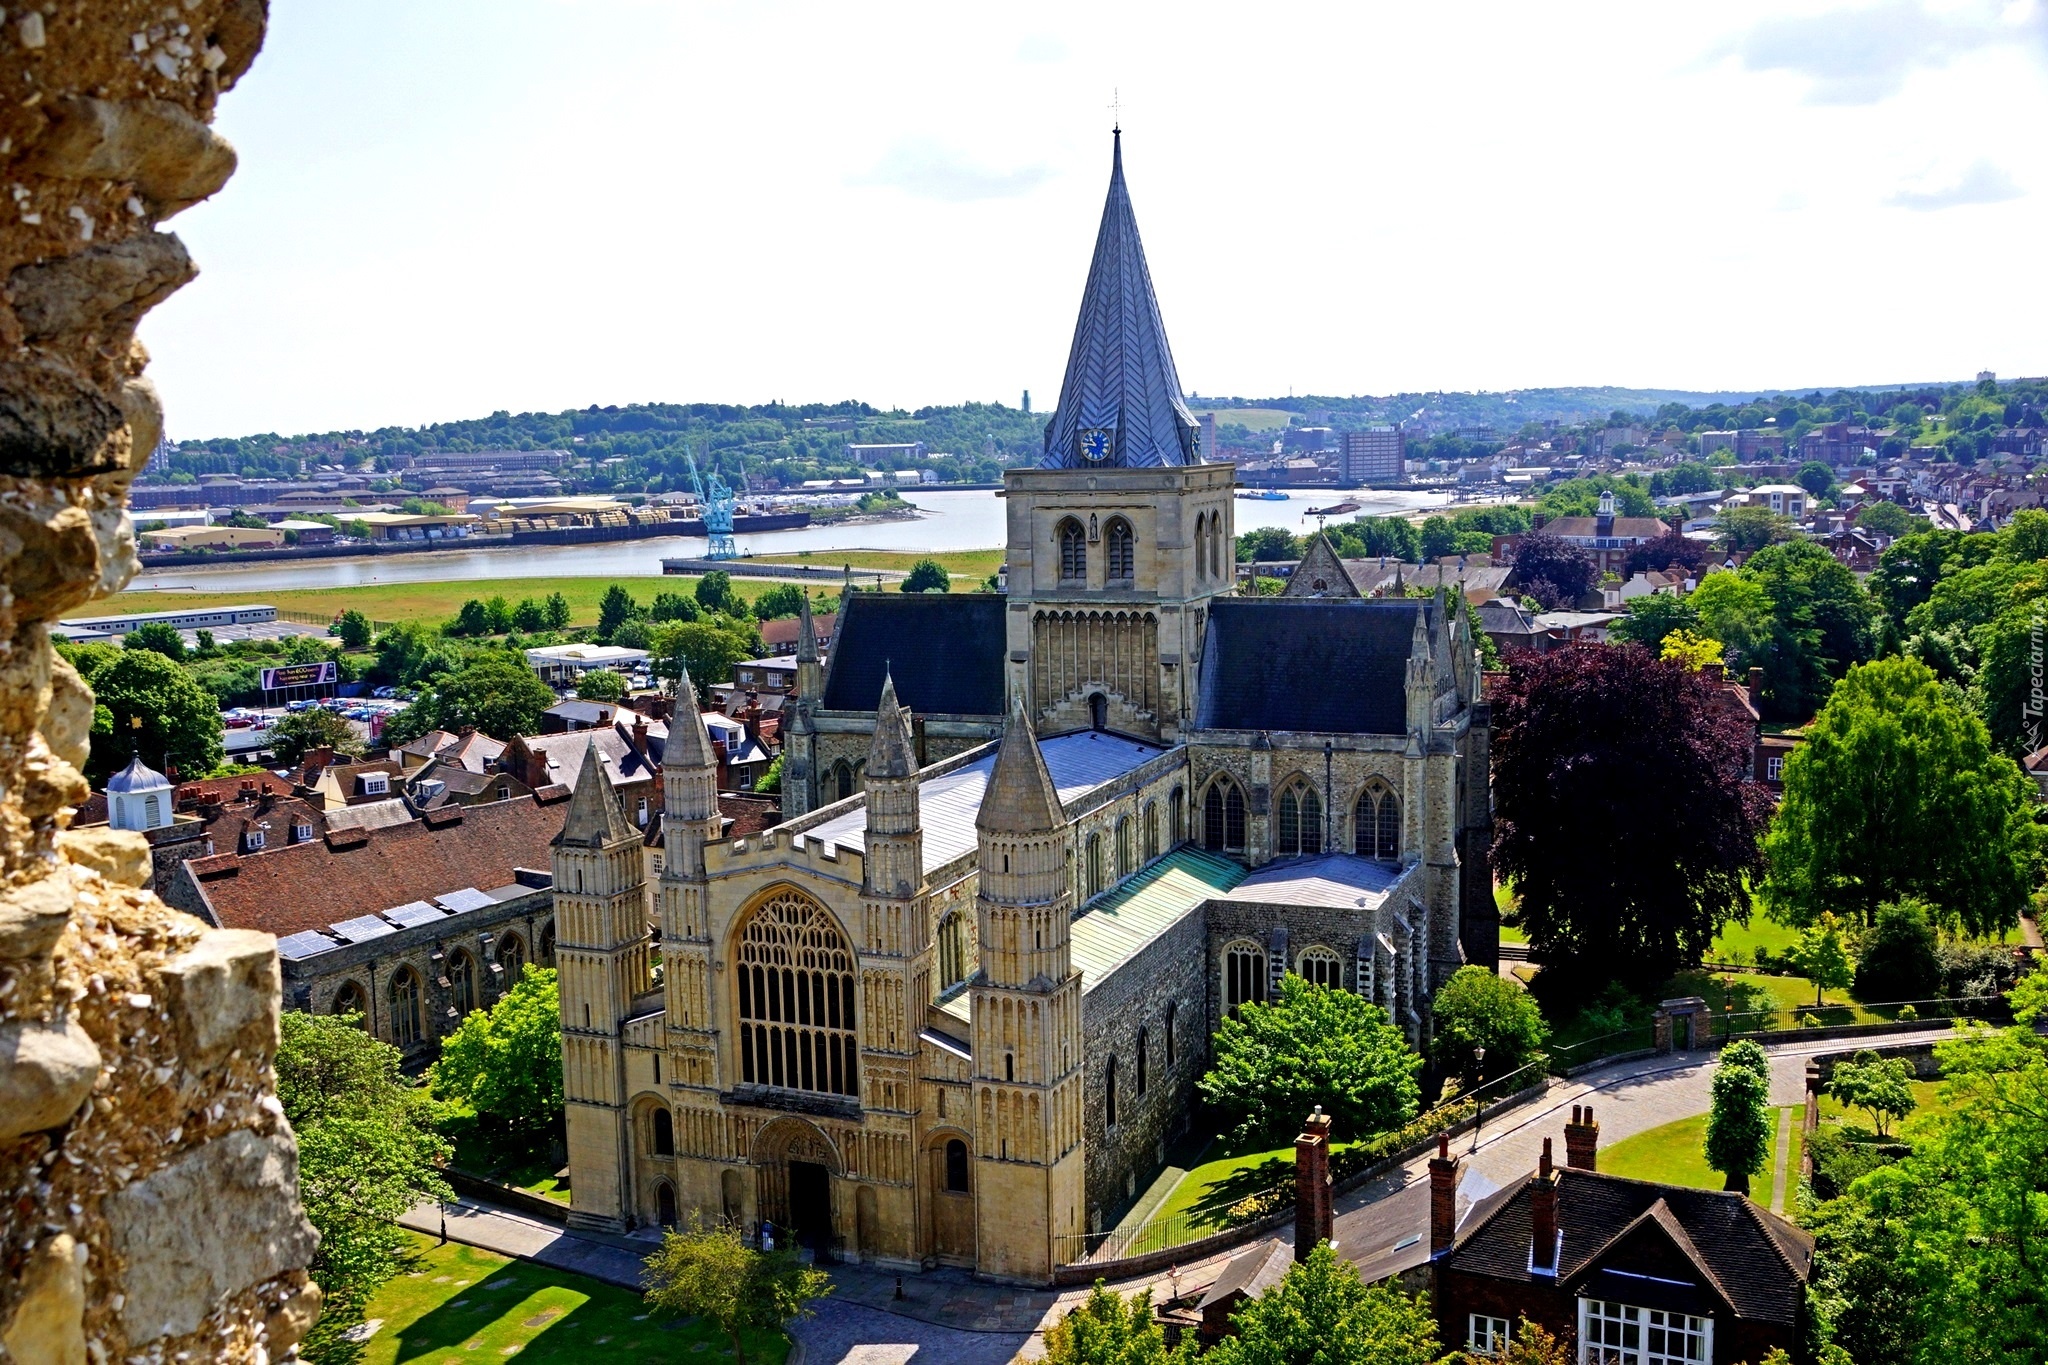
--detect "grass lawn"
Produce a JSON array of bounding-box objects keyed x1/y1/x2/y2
[
  {"x1": 1186, "y1": 406, "x2": 1300, "y2": 433},
  {"x1": 1140, "y1": 1133, "x2": 1365, "y2": 1248},
  {"x1": 753, "y1": 548, "x2": 1003, "y2": 586},
  {"x1": 1709, "y1": 916, "x2": 1802, "y2": 962},
  {"x1": 112, "y1": 575, "x2": 791, "y2": 629},
  {"x1": 1817, "y1": 1077, "x2": 1952, "y2": 1133},
  {"x1": 347, "y1": 1232, "x2": 789, "y2": 1365},
  {"x1": 1600, "y1": 1108, "x2": 1803, "y2": 1209}
]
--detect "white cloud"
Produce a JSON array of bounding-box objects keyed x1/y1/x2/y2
[
  {"x1": 1887, "y1": 158, "x2": 2024, "y2": 209},
  {"x1": 850, "y1": 138, "x2": 1053, "y2": 202},
  {"x1": 1717, "y1": 0, "x2": 2042, "y2": 103}
]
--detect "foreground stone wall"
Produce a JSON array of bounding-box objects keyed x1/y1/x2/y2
[{"x1": 1, "y1": 4, "x2": 321, "y2": 1362}]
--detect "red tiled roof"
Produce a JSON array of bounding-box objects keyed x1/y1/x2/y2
[
  {"x1": 183, "y1": 795, "x2": 564, "y2": 939},
  {"x1": 760, "y1": 613, "x2": 836, "y2": 649}
]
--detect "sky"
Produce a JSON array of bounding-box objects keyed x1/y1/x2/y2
[{"x1": 141, "y1": 0, "x2": 2048, "y2": 438}]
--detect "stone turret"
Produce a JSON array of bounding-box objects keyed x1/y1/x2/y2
[
  {"x1": 969, "y1": 699, "x2": 1086, "y2": 1282},
  {"x1": 553, "y1": 742, "x2": 653, "y2": 1233},
  {"x1": 782, "y1": 595, "x2": 821, "y2": 817},
  {"x1": 862, "y1": 672, "x2": 923, "y2": 908}
]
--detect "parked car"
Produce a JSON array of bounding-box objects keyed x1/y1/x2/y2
[
  {"x1": 372, "y1": 686, "x2": 396, "y2": 699},
  {"x1": 287, "y1": 699, "x2": 317, "y2": 712}
]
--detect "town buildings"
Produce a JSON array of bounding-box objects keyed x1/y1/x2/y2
[
  {"x1": 1341, "y1": 426, "x2": 1405, "y2": 484},
  {"x1": 559, "y1": 134, "x2": 1496, "y2": 1280}
]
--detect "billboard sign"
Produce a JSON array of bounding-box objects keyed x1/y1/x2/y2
[{"x1": 260, "y1": 661, "x2": 337, "y2": 690}]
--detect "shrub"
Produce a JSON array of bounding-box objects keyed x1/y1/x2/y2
[
  {"x1": 1800, "y1": 1012, "x2": 1823, "y2": 1028},
  {"x1": 1806, "y1": 1127, "x2": 1911, "y2": 1201},
  {"x1": 1896, "y1": 1003, "x2": 1919, "y2": 1022},
  {"x1": 1938, "y1": 940, "x2": 2025, "y2": 1001},
  {"x1": 1854, "y1": 898, "x2": 1942, "y2": 1002}
]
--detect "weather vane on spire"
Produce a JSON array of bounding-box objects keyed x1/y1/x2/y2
[{"x1": 1109, "y1": 87, "x2": 1121, "y2": 133}]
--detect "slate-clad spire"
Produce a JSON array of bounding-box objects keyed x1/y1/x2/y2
[
  {"x1": 555, "y1": 739, "x2": 633, "y2": 847},
  {"x1": 867, "y1": 669, "x2": 916, "y2": 780},
  {"x1": 1041, "y1": 131, "x2": 1199, "y2": 469},
  {"x1": 976, "y1": 696, "x2": 1064, "y2": 834},
  {"x1": 666, "y1": 666, "x2": 717, "y2": 770}
]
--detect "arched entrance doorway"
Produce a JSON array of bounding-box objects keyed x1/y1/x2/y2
[{"x1": 751, "y1": 1116, "x2": 840, "y2": 1257}]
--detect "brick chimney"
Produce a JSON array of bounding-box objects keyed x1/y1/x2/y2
[
  {"x1": 1565, "y1": 1105, "x2": 1599, "y2": 1171},
  {"x1": 1294, "y1": 1106, "x2": 1334, "y2": 1261},
  {"x1": 632, "y1": 714, "x2": 648, "y2": 753},
  {"x1": 1429, "y1": 1132, "x2": 1460, "y2": 1256},
  {"x1": 1747, "y1": 666, "x2": 1763, "y2": 701},
  {"x1": 1530, "y1": 1138, "x2": 1558, "y2": 1275}
]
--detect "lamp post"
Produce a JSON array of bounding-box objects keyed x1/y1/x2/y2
[{"x1": 1468, "y1": 1045, "x2": 1487, "y2": 1153}]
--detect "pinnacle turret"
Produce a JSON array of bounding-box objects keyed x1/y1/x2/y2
[
  {"x1": 866, "y1": 670, "x2": 916, "y2": 780},
  {"x1": 666, "y1": 666, "x2": 717, "y2": 770},
  {"x1": 976, "y1": 697, "x2": 1064, "y2": 835},
  {"x1": 555, "y1": 739, "x2": 633, "y2": 848}
]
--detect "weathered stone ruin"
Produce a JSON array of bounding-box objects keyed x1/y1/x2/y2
[{"x1": 1, "y1": 4, "x2": 320, "y2": 1361}]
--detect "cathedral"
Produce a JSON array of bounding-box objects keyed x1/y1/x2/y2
[{"x1": 557, "y1": 132, "x2": 1496, "y2": 1283}]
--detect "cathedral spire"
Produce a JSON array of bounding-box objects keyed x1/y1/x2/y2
[
  {"x1": 1041, "y1": 132, "x2": 1199, "y2": 470},
  {"x1": 556, "y1": 739, "x2": 633, "y2": 848},
  {"x1": 665, "y1": 666, "x2": 717, "y2": 771},
  {"x1": 977, "y1": 697, "x2": 1063, "y2": 835},
  {"x1": 796, "y1": 590, "x2": 818, "y2": 664},
  {"x1": 866, "y1": 669, "x2": 916, "y2": 780}
]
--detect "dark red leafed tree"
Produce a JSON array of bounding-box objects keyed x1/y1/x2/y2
[
  {"x1": 1510, "y1": 531, "x2": 1598, "y2": 609},
  {"x1": 1491, "y1": 643, "x2": 1774, "y2": 989},
  {"x1": 1623, "y1": 531, "x2": 1719, "y2": 579}
]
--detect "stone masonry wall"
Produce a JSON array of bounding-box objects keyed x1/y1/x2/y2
[{"x1": 1, "y1": 5, "x2": 321, "y2": 1363}]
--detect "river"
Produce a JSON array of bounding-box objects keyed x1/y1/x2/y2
[{"x1": 119, "y1": 485, "x2": 1453, "y2": 594}]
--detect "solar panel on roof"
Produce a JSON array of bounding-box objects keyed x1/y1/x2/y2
[
  {"x1": 383, "y1": 901, "x2": 448, "y2": 929},
  {"x1": 329, "y1": 914, "x2": 397, "y2": 943},
  {"x1": 275, "y1": 930, "x2": 340, "y2": 962},
  {"x1": 435, "y1": 887, "x2": 495, "y2": 913}
]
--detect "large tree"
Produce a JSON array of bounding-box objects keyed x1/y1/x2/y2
[
  {"x1": 275, "y1": 1013, "x2": 451, "y2": 1329},
  {"x1": 1704, "y1": 1041, "x2": 1772, "y2": 1194},
  {"x1": 642, "y1": 1216, "x2": 830, "y2": 1365},
  {"x1": 1509, "y1": 530, "x2": 1597, "y2": 609},
  {"x1": 1429, "y1": 965, "x2": 1550, "y2": 1084},
  {"x1": 1198, "y1": 974, "x2": 1420, "y2": 1149},
  {"x1": 76, "y1": 646, "x2": 224, "y2": 782},
  {"x1": 653, "y1": 619, "x2": 758, "y2": 705},
  {"x1": 1623, "y1": 531, "x2": 1718, "y2": 579},
  {"x1": 1208, "y1": 1244, "x2": 1441, "y2": 1365},
  {"x1": 1762, "y1": 657, "x2": 2043, "y2": 935},
  {"x1": 268, "y1": 703, "x2": 364, "y2": 765},
  {"x1": 429, "y1": 964, "x2": 564, "y2": 1141},
  {"x1": 1490, "y1": 643, "x2": 1773, "y2": 988},
  {"x1": 422, "y1": 654, "x2": 559, "y2": 739},
  {"x1": 1739, "y1": 539, "x2": 1878, "y2": 721},
  {"x1": 1044, "y1": 1283, "x2": 1193, "y2": 1365}
]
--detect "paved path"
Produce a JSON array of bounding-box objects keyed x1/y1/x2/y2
[
  {"x1": 404, "y1": 1028, "x2": 1951, "y2": 1365},
  {"x1": 1769, "y1": 1107, "x2": 1796, "y2": 1214}
]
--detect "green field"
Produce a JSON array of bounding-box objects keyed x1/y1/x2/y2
[
  {"x1": 346, "y1": 1233, "x2": 788, "y2": 1365},
  {"x1": 1600, "y1": 1108, "x2": 1804, "y2": 1210},
  {"x1": 110, "y1": 574, "x2": 788, "y2": 629},
  {"x1": 1188, "y1": 406, "x2": 1300, "y2": 434},
  {"x1": 754, "y1": 548, "x2": 1004, "y2": 583},
  {"x1": 1710, "y1": 916, "x2": 1803, "y2": 962}
]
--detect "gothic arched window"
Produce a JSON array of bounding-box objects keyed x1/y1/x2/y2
[
  {"x1": 832, "y1": 761, "x2": 855, "y2": 803},
  {"x1": 652, "y1": 1106, "x2": 675, "y2": 1156},
  {"x1": 1202, "y1": 778, "x2": 1247, "y2": 853},
  {"x1": 537, "y1": 920, "x2": 556, "y2": 968},
  {"x1": 1171, "y1": 786, "x2": 1185, "y2": 844},
  {"x1": 1105, "y1": 1054, "x2": 1119, "y2": 1127},
  {"x1": 735, "y1": 889, "x2": 860, "y2": 1098},
  {"x1": 1136, "y1": 1025, "x2": 1149, "y2": 1097},
  {"x1": 1210, "y1": 516, "x2": 1225, "y2": 581},
  {"x1": 389, "y1": 968, "x2": 422, "y2": 1047},
  {"x1": 1224, "y1": 940, "x2": 1266, "y2": 1015},
  {"x1": 1058, "y1": 518, "x2": 1087, "y2": 585},
  {"x1": 496, "y1": 933, "x2": 526, "y2": 981},
  {"x1": 1297, "y1": 945, "x2": 1343, "y2": 990},
  {"x1": 1115, "y1": 816, "x2": 1134, "y2": 879},
  {"x1": 1194, "y1": 512, "x2": 1209, "y2": 579},
  {"x1": 945, "y1": 1138, "x2": 970, "y2": 1193},
  {"x1": 1086, "y1": 832, "x2": 1105, "y2": 898},
  {"x1": 1106, "y1": 518, "x2": 1135, "y2": 585},
  {"x1": 1276, "y1": 780, "x2": 1323, "y2": 858},
  {"x1": 448, "y1": 949, "x2": 478, "y2": 1018},
  {"x1": 1355, "y1": 784, "x2": 1400, "y2": 860},
  {"x1": 331, "y1": 980, "x2": 365, "y2": 1021},
  {"x1": 937, "y1": 912, "x2": 967, "y2": 991},
  {"x1": 1143, "y1": 801, "x2": 1160, "y2": 862},
  {"x1": 1165, "y1": 1001, "x2": 1177, "y2": 1066}
]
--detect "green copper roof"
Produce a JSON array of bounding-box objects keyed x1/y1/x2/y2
[{"x1": 1072, "y1": 847, "x2": 1246, "y2": 992}]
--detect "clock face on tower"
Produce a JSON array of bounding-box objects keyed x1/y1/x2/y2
[{"x1": 1079, "y1": 428, "x2": 1113, "y2": 463}]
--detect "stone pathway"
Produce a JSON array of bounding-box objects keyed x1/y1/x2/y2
[
  {"x1": 1769, "y1": 1107, "x2": 1797, "y2": 1214},
  {"x1": 404, "y1": 1027, "x2": 1953, "y2": 1364}
]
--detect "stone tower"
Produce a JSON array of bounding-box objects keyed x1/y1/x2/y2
[
  {"x1": 1004, "y1": 131, "x2": 1237, "y2": 742},
  {"x1": 659, "y1": 668, "x2": 722, "y2": 1096},
  {"x1": 781, "y1": 594, "x2": 822, "y2": 817},
  {"x1": 857, "y1": 674, "x2": 927, "y2": 1138},
  {"x1": 554, "y1": 741, "x2": 653, "y2": 1232},
  {"x1": 969, "y1": 700, "x2": 1086, "y2": 1281}
]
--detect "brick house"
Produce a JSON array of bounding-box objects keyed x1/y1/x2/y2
[{"x1": 1431, "y1": 1115, "x2": 1813, "y2": 1363}]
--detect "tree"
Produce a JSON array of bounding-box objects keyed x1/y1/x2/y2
[
  {"x1": 653, "y1": 620, "x2": 754, "y2": 705},
  {"x1": 1198, "y1": 974, "x2": 1420, "y2": 1149},
  {"x1": 576, "y1": 669, "x2": 627, "y2": 703},
  {"x1": 1490, "y1": 644, "x2": 1772, "y2": 988},
  {"x1": 1855, "y1": 500, "x2": 1916, "y2": 538},
  {"x1": 423, "y1": 655, "x2": 559, "y2": 739},
  {"x1": 122, "y1": 619, "x2": 187, "y2": 662},
  {"x1": 1237, "y1": 526, "x2": 1298, "y2": 562},
  {"x1": 1717, "y1": 505, "x2": 1792, "y2": 552},
  {"x1": 334, "y1": 609, "x2": 373, "y2": 649},
  {"x1": 642, "y1": 1216, "x2": 830, "y2": 1365},
  {"x1": 1763, "y1": 657, "x2": 2044, "y2": 935},
  {"x1": 450, "y1": 598, "x2": 492, "y2": 637},
  {"x1": 1622, "y1": 531, "x2": 1718, "y2": 579},
  {"x1": 1826, "y1": 1050, "x2": 1915, "y2": 1138},
  {"x1": 1509, "y1": 531, "x2": 1596, "y2": 609},
  {"x1": 1044, "y1": 1283, "x2": 1193, "y2": 1365},
  {"x1": 1428, "y1": 965, "x2": 1550, "y2": 1084},
  {"x1": 755, "y1": 583, "x2": 811, "y2": 619},
  {"x1": 268, "y1": 703, "x2": 364, "y2": 766},
  {"x1": 695, "y1": 570, "x2": 740, "y2": 614},
  {"x1": 753, "y1": 753, "x2": 783, "y2": 795},
  {"x1": 597, "y1": 583, "x2": 641, "y2": 641},
  {"x1": 484, "y1": 596, "x2": 513, "y2": 633},
  {"x1": 1737, "y1": 540, "x2": 1877, "y2": 720},
  {"x1": 901, "y1": 558, "x2": 951, "y2": 593},
  {"x1": 1687, "y1": 571, "x2": 1773, "y2": 675},
  {"x1": 1797, "y1": 461, "x2": 1836, "y2": 499},
  {"x1": 510, "y1": 597, "x2": 548, "y2": 632},
  {"x1": 1786, "y1": 912, "x2": 1854, "y2": 1008},
  {"x1": 543, "y1": 590, "x2": 572, "y2": 630},
  {"x1": 1607, "y1": 594, "x2": 1698, "y2": 653},
  {"x1": 1660, "y1": 629, "x2": 1724, "y2": 671},
  {"x1": 1852, "y1": 898, "x2": 1942, "y2": 1002},
  {"x1": 78, "y1": 647, "x2": 224, "y2": 782},
  {"x1": 429, "y1": 965, "x2": 564, "y2": 1139},
  {"x1": 275, "y1": 1012, "x2": 451, "y2": 1323},
  {"x1": 1473, "y1": 1320, "x2": 1571, "y2": 1364},
  {"x1": 1208, "y1": 1244, "x2": 1441, "y2": 1365},
  {"x1": 1704, "y1": 1041, "x2": 1772, "y2": 1193}
]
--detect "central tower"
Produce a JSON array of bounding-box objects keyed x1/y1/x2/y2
[{"x1": 1004, "y1": 130, "x2": 1235, "y2": 743}]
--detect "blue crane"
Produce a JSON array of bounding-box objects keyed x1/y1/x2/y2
[{"x1": 684, "y1": 446, "x2": 738, "y2": 560}]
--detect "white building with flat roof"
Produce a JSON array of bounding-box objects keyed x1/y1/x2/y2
[{"x1": 524, "y1": 643, "x2": 651, "y2": 687}]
